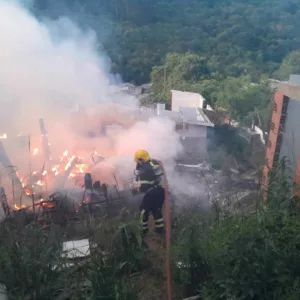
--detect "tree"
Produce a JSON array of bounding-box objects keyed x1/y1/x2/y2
[
  {"x1": 32, "y1": 0, "x2": 300, "y2": 84},
  {"x1": 151, "y1": 52, "x2": 210, "y2": 103},
  {"x1": 214, "y1": 75, "x2": 272, "y2": 122},
  {"x1": 275, "y1": 50, "x2": 300, "y2": 80}
]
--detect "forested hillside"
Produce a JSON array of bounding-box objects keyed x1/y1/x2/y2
[
  {"x1": 33, "y1": 0, "x2": 300, "y2": 81},
  {"x1": 32, "y1": 0, "x2": 300, "y2": 121}
]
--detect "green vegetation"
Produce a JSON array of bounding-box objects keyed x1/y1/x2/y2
[
  {"x1": 172, "y1": 158, "x2": 300, "y2": 299},
  {"x1": 152, "y1": 54, "x2": 273, "y2": 125},
  {"x1": 34, "y1": 0, "x2": 300, "y2": 83},
  {"x1": 275, "y1": 50, "x2": 300, "y2": 81},
  {"x1": 32, "y1": 0, "x2": 299, "y2": 122},
  {"x1": 1, "y1": 159, "x2": 300, "y2": 299},
  {"x1": 0, "y1": 214, "x2": 149, "y2": 300}
]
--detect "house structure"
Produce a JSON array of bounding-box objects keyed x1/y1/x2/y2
[
  {"x1": 170, "y1": 89, "x2": 205, "y2": 112},
  {"x1": 70, "y1": 88, "x2": 215, "y2": 163},
  {"x1": 263, "y1": 75, "x2": 300, "y2": 191},
  {"x1": 156, "y1": 90, "x2": 214, "y2": 163}
]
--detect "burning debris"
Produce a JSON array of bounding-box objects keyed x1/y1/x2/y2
[
  {"x1": 0, "y1": 116, "x2": 135, "y2": 224},
  {"x1": 80, "y1": 173, "x2": 110, "y2": 214}
]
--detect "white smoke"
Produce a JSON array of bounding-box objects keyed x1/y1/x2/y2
[
  {"x1": 0, "y1": 0, "x2": 135, "y2": 132},
  {"x1": 0, "y1": 0, "x2": 206, "y2": 205}
]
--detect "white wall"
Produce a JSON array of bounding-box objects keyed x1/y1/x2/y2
[
  {"x1": 156, "y1": 103, "x2": 166, "y2": 115},
  {"x1": 171, "y1": 90, "x2": 205, "y2": 112}
]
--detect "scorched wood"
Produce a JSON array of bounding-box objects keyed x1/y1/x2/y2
[
  {"x1": 39, "y1": 118, "x2": 51, "y2": 162},
  {"x1": 0, "y1": 141, "x2": 23, "y2": 188}
]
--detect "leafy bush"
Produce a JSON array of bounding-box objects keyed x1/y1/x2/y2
[
  {"x1": 88, "y1": 254, "x2": 138, "y2": 300},
  {"x1": 0, "y1": 223, "x2": 63, "y2": 300},
  {"x1": 0, "y1": 212, "x2": 144, "y2": 300},
  {"x1": 115, "y1": 221, "x2": 146, "y2": 274},
  {"x1": 211, "y1": 124, "x2": 250, "y2": 162},
  {"x1": 171, "y1": 207, "x2": 212, "y2": 297},
  {"x1": 172, "y1": 158, "x2": 300, "y2": 299},
  {"x1": 201, "y1": 211, "x2": 300, "y2": 299}
]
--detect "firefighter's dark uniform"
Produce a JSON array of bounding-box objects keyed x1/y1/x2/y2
[{"x1": 135, "y1": 159, "x2": 165, "y2": 235}]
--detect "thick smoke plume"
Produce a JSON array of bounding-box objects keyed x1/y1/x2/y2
[{"x1": 0, "y1": 0, "x2": 206, "y2": 205}]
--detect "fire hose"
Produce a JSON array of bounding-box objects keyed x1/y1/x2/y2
[{"x1": 158, "y1": 160, "x2": 173, "y2": 300}]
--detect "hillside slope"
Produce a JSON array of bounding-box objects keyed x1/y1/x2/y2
[{"x1": 32, "y1": 0, "x2": 300, "y2": 84}]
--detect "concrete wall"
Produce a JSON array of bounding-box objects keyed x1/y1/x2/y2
[
  {"x1": 276, "y1": 81, "x2": 300, "y2": 100},
  {"x1": 176, "y1": 125, "x2": 210, "y2": 163},
  {"x1": 156, "y1": 103, "x2": 166, "y2": 116},
  {"x1": 279, "y1": 98, "x2": 300, "y2": 177},
  {"x1": 278, "y1": 75, "x2": 300, "y2": 177},
  {"x1": 263, "y1": 75, "x2": 300, "y2": 189},
  {"x1": 170, "y1": 90, "x2": 205, "y2": 112},
  {"x1": 154, "y1": 102, "x2": 211, "y2": 163},
  {"x1": 178, "y1": 124, "x2": 207, "y2": 138}
]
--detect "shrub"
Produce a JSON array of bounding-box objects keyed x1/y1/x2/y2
[
  {"x1": 201, "y1": 211, "x2": 300, "y2": 299},
  {"x1": 172, "y1": 158, "x2": 300, "y2": 299},
  {"x1": 88, "y1": 254, "x2": 138, "y2": 300},
  {"x1": 0, "y1": 223, "x2": 63, "y2": 299}
]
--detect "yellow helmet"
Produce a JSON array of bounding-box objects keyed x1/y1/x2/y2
[{"x1": 134, "y1": 149, "x2": 150, "y2": 163}]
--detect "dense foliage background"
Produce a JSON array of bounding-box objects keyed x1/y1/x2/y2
[
  {"x1": 31, "y1": 0, "x2": 300, "y2": 123},
  {"x1": 33, "y1": 0, "x2": 300, "y2": 83}
]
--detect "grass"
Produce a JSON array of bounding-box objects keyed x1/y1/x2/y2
[
  {"x1": 0, "y1": 208, "x2": 163, "y2": 300},
  {"x1": 1, "y1": 158, "x2": 300, "y2": 299},
  {"x1": 170, "y1": 158, "x2": 300, "y2": 300}
]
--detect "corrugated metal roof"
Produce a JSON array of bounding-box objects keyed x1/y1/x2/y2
[
  {"x1": 202, "y1": 109, "x2": 227, "y2": 125},
  {"x1": 155, "y1": 106, "x2": 214, "y2": 127},
  {"x1": 177, "y1": 107, "x2": 214, "y2": 127},
  {"x1": 159, "y1": 109, "x2": 181, "y2": 122},
  {"x1": 179, "y1": 107, "x2": 198, "y2": 121}
]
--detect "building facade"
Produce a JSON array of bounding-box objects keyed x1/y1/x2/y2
[
  {"x1": 263, "y1": 75, "x2": 300, "y2": 190},
  {"x1": 157, "y1": 90, "x2": 215, "y2": 163},
  {"x1": 170, "y1": 90, "x2": 205, "y2": 112}
]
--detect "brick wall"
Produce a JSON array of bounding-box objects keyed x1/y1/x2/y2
[{"x1": 262, "y1": 91, "x2": 285, "y2": 190}]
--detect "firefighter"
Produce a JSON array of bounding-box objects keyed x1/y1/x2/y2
[{"x1": 133, "y1": 149, "x2": 165, "y2": 236}]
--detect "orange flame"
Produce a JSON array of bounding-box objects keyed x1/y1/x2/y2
[
  {"x1": 33, "y1": 148, "x2": 39, "y2": 155},
  {"x1": 14, "y1": 204, "x2": 25, "y2": 210}
]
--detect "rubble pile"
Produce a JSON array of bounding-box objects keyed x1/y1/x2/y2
[{"x1": 0, "y1": 120, "x2": 136, "y2": 224}]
